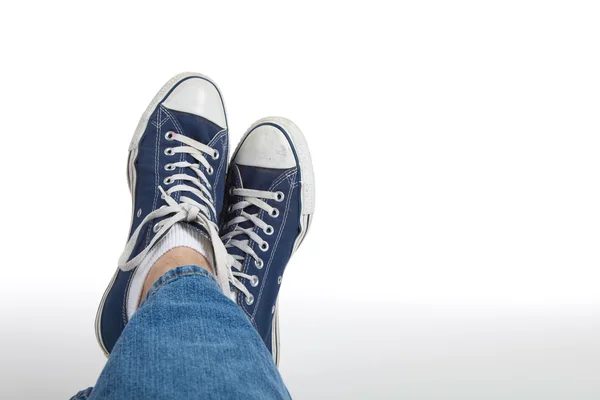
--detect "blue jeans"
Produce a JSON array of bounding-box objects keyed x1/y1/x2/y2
[{"x1": 72, "y1": 265, "x2": 291, "y2": 399}]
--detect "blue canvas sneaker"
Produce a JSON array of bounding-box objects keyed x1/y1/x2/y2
[
  {"x1": 221, "y1": 117, "x2": 315, "y2": 365},
  {"x1": 96, "y1": 73, "x2": 233, "y2": 355}
]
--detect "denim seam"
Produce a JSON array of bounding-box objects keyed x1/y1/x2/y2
[
  {"x1": 142, "y1": 267, "x2": 218, "y2": 304},
  {"x1": 72, "y1": 387, "x2": 93, "y2": 399}
]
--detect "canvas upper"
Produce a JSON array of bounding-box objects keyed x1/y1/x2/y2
[
  {"x1": 96, "y1": 73, "x2": 229, "y2": 355},
  {"x1": 220, "y1": 118, "x2": 314, "y2": 364}
]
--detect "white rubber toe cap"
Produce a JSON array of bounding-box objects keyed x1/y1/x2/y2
[
  {"x1": 235, "y1": 124, "x2": 296, "y2": 169},
  {"x1": 162, "y1": 77, "x2": 227, "y2": 129}
]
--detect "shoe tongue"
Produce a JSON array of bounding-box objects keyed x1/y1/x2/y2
[
  {"x1": 167, "y1": 109, "x2": 222, "y2": 144},
  {"x1": 164, "y1": 109, "x2": 223, "y2": 221},
  {"x1": 225, "y1": 164, "x2": 293, "y2": 260},
  {"x1": 235, "y1": 164, "x2": 292, "y2": 191},
  {"x1": 233, "y1": 164, "x2": 265, "y2": 230},
  {"x1": 167, "y1": 108, "x2": 220, "y2": 181}
]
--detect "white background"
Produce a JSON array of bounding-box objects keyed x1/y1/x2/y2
[{"x1": 1, "y1": 1, "x2": 599, "y2": 398}]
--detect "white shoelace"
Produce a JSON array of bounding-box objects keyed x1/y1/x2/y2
[
  {"x1": 118, "y1": 131, "x2": 233, "y2": 296},
  {"x1": 221, "y1": 188, "x2": 285, "y2": 304}
]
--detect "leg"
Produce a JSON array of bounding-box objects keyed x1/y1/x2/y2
[
  {"x1": 78, "y1": 74, "x2": 291, "y2": 399},
  {"x1": 84, "y1": 253, "x2": 290, "y2": 399}
]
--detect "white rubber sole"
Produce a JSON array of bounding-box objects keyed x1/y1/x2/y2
[
  {"x1": 94, "y1": 72, "x2": 226, "y2": 356},
  {"x1": 232, "y1": 117, "x2": 315, "y2": 366}
]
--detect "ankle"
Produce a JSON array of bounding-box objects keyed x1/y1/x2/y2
[{"x1": 140, "y1": 247, "x2": 214, "y2": 303}]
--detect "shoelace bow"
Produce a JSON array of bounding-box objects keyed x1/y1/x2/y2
[
  {"x1": 222, "y1": 188, "x2": 284, "y2": 304},
  {"x1": 118, "y1": 131, "x2": 233, "y2": 296}
]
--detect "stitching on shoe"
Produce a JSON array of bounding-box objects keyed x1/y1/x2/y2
[
  {"x1": 123, "y1": 269, "x2": 134, "y2": 325},
  {"x1": 161, "y1": 106, "x2": 185, "y2": 203},
  {"x1": 124, "y1": 107, "x2": 163, "y2": 325},
  {"x1": 229, "y1": 165, "x2": 258, "y2": 325},
  {"x1": 208, "y1": 129, "x2": 227, "y2": 219},
  {"x1": 242, "y1": 168, "x2": 296, "y2": 316},
  {"x1": 146, "y1": 107, "x2": 162, "y2": 248},
  {"x1": 252, "y1": 171, "x2": 296, "y2": 317},
  {"x1": 212, "y1": 136, "x2": 226, "y2": 212},
  {"x1": 234, "y1": 165, "x2": 254, "y2": 321},
  {"x1": 241, "y1": 168, "x2": 294, "y2": 282}
]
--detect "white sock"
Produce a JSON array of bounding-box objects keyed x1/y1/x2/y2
[{"x1": 125, "y1": 223, "x2": 215, "y2": 319}]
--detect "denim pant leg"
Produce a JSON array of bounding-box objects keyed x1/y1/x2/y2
[{"x1": 71, "y1": 265, "x2": 291, "y2": 400}]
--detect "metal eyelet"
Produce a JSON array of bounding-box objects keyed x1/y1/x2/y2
[
  {"x1": 250, "y1": 275, "x2": 259, "y2": 287},
  {"x1": 229, "y1": 187, "x2": 235, "y2": 196},
  {"x1": 163, "y1": 177, "x2": 174, "y2": 185},
  {"x1": 136, "y1": 208, "x2": 142, "y2": 218},
  {"x1": 165, "y1": 164, "x2": 175, "y2": 171},
  {"x1": 164, "y1": 148, "x2": 174, "y2": 156},
  {"x1": 270, "y1": 208, "x2": 280, "y2": 218},
  {"x1": 277, "y1": 276, "x2": 282, "y2": 284},
  {"x1": 271, "y1": 305, "x2": 276, "y2": 314},
  {"x1": 255, "y1": 259, "x2": 264, "y2": 269},
  {"x1": 212, "y1": 150, "x2": 219, "y2": 160},
  {"x1": 260, "y1": 242, "x2": 269, "y2": 252},
  {"x1": 165, "y1": 131, "x2": 175, "y2": 141},
  {"x1": 227, "y1": 205, "x2": 233, "y2": 213},
  {"x1": 207, "y1": 166, "x2": 214, "y2": 175},
  {"x1": 245, "y1": 294, "x2": 254, "y2": 305},
  {"x1": 153, "y1": 223, "x2": 161, "y2": 233},
  {"x1": 264, "y1": 225, "x2": 274, "y2": 235},
  {"x1": 275, "y1": 191, "x2": 285, "y2": 202}
]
